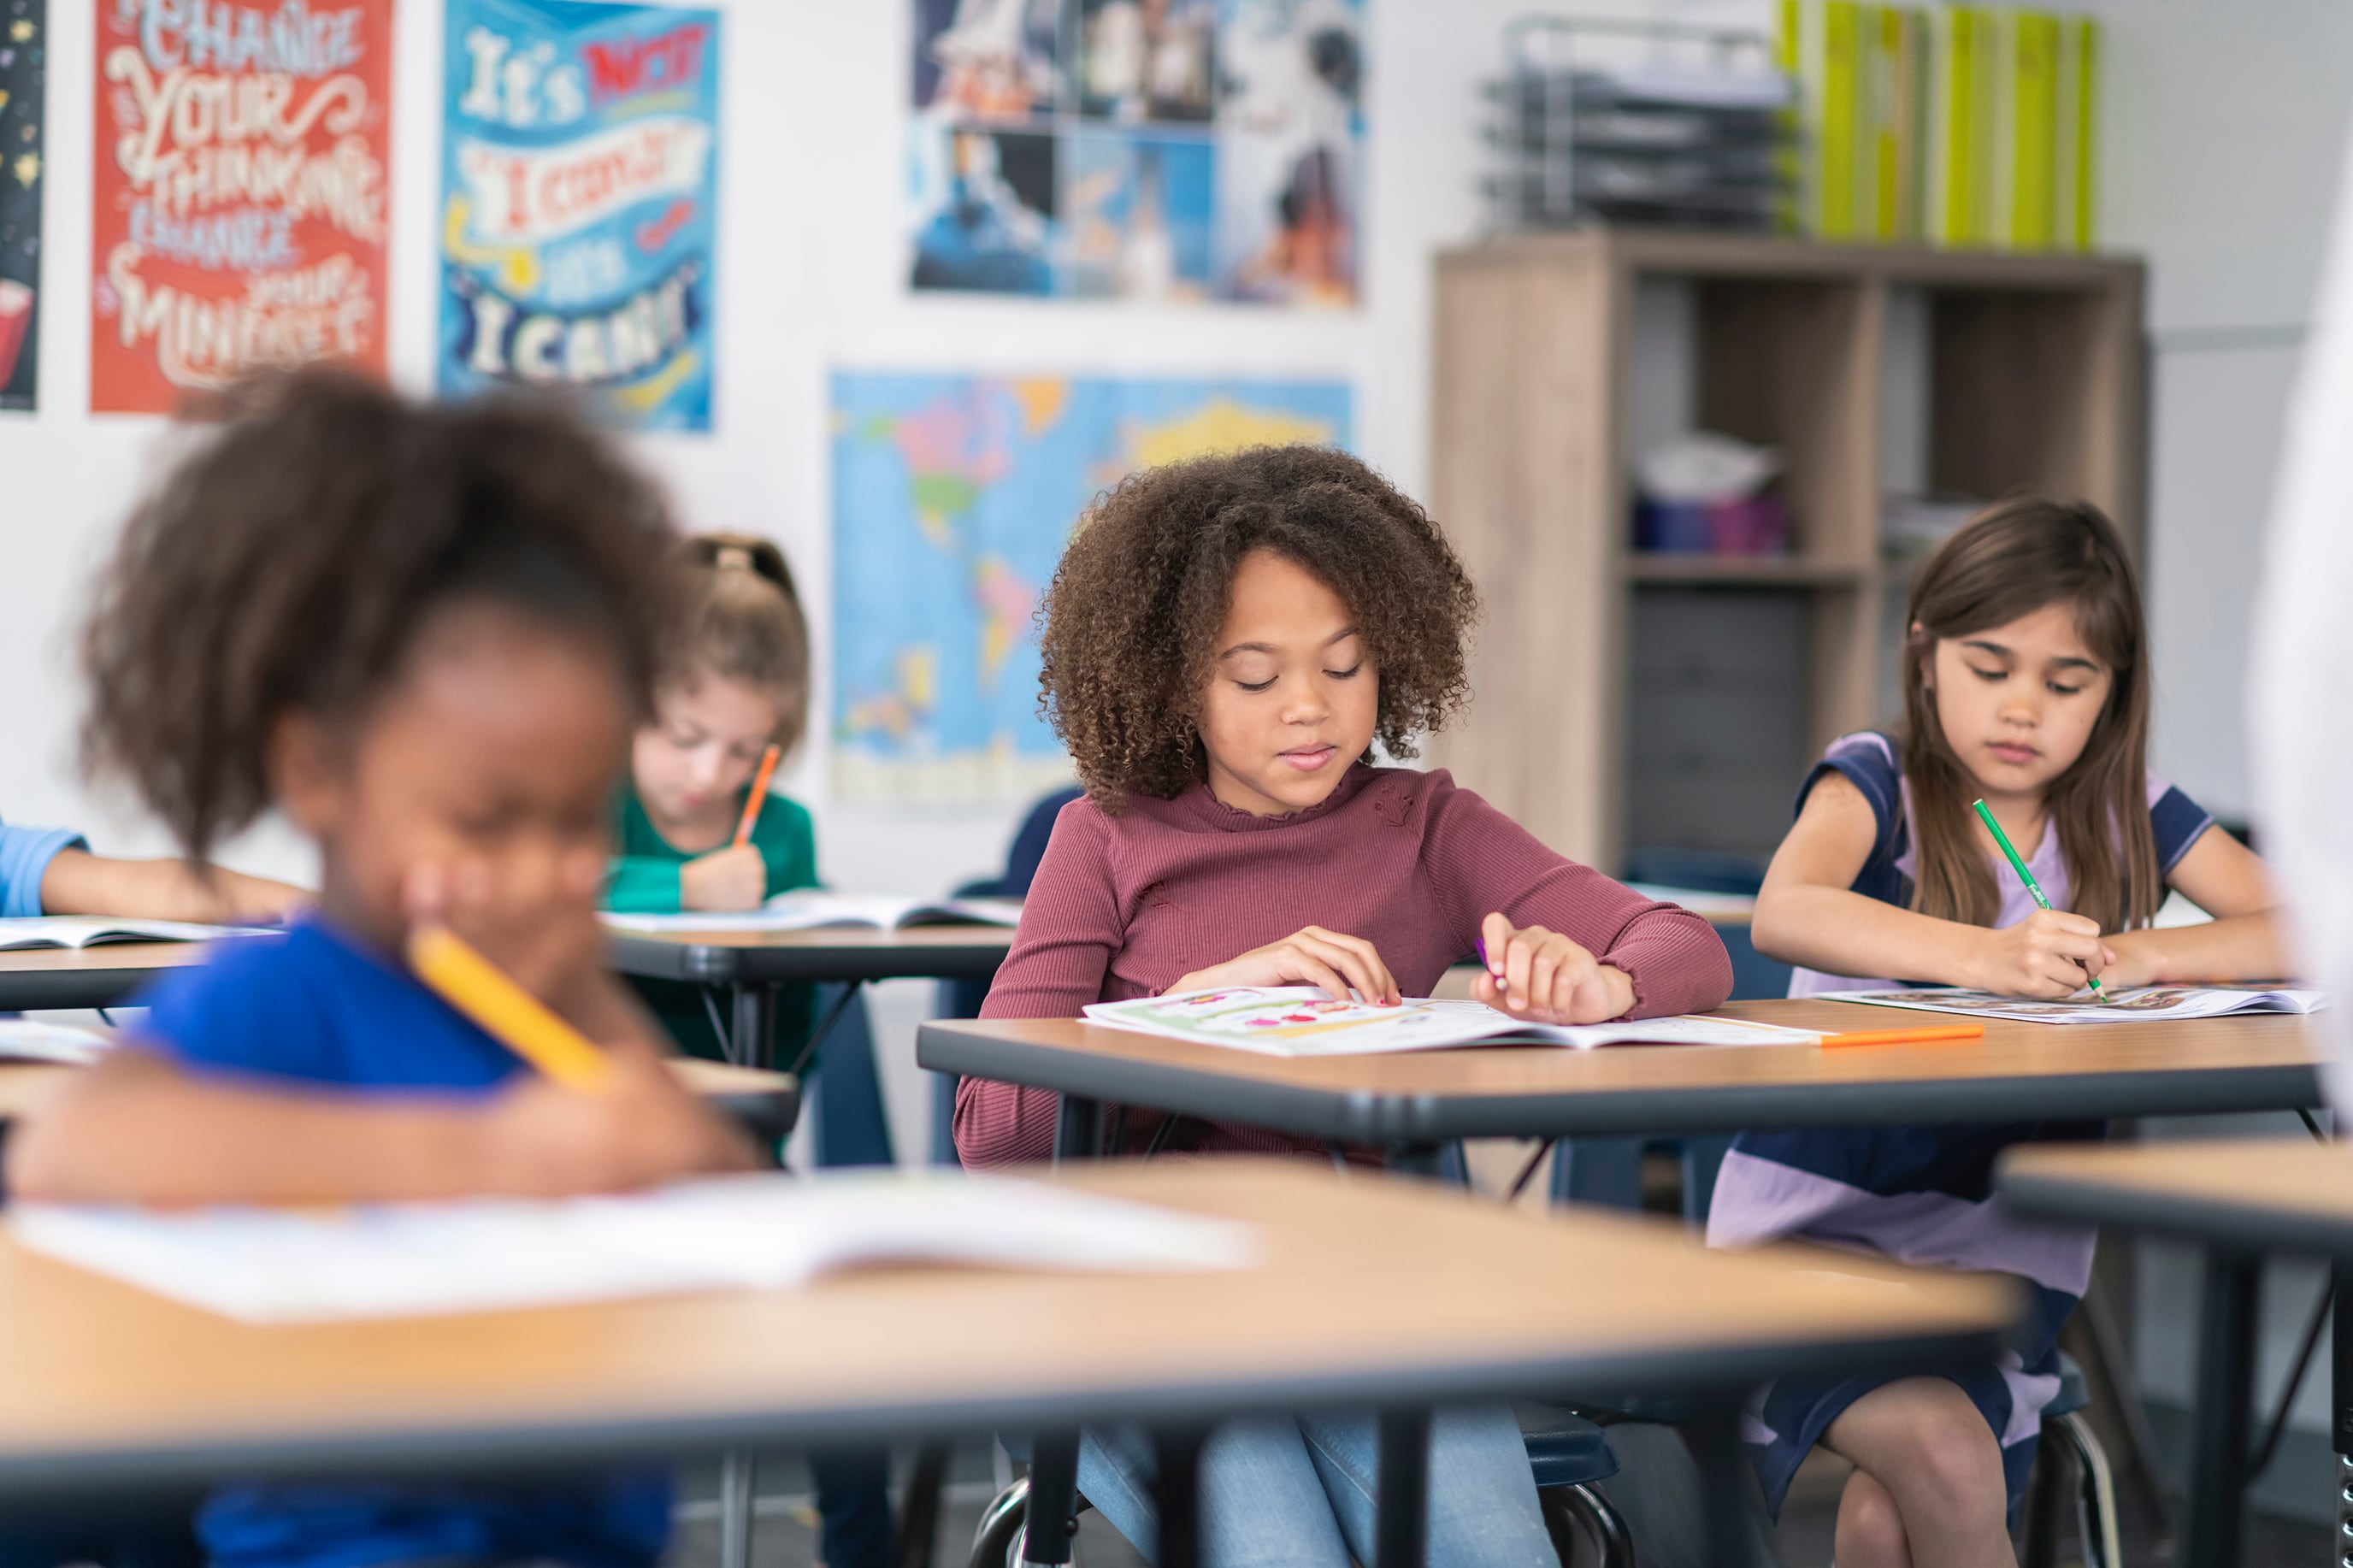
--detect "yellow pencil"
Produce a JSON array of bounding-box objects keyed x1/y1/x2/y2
[{"x1": 407, "y1": 924, "x2": 610, "y2": 1093}]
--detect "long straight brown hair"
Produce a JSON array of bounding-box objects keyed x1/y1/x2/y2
[{"x1": 1899, "y1": 497, "x2": 2161, "y2": 931}]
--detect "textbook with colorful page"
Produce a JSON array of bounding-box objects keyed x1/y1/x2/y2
[
  {"x1": 0, "y1": 917, "x2": 271, "y2": 952},
  {"x1": 10, "y1": 1170, "x2": 1256, "y2": 1324},
  {"x1": 603, "y1": 890, "x2": 1024, "y2": 935},
  {"x1": 1818, "y1": 985, "x2": 2326, "y2": 1025},
  {"x1": 1082, "y1": 987, "x2": 1822, "y2": 1058}
]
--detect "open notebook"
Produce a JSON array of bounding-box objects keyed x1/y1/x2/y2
[
  {"x1": 1817, "y1": 985, "x2": 2326, "y2": 1026},
  {"x1": 0, "y1": 1020, "x2": 114, "y2": 1064},
  {"x1": 0, "y1": 917, "x2": 272, "y2": 952},
  {"x1": 1083, "y1": 987, "x2": 1820, "y2": 1058},
  {"x1": 604, "y1": 890, "x2": 1023, "y2": 935},
  {"x1": 10, "y1": 1170, "x2": 1258, "y2": 1323}
]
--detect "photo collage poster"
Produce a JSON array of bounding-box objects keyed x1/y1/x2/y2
[
  {"x1": 91, "y1": 0, "x2": 393, "y2": 412},
  {"x1": 0, "y1": 0, "x2": 39, "y2": 410},
  {"x1": 909, "y1": 0, "x2": 1364, "y2": 307},
  {"x1": 439, "y1": 0, "x2": 719, "y2": 431}
]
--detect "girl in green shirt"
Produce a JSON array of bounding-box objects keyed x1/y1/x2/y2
[{"x1": 610, "y1": 533, "x2": 895, "y2": 1568}]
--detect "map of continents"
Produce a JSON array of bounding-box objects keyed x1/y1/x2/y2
[{"x1": 831, "y1": 374, "x2": 1353, "y2": 800}]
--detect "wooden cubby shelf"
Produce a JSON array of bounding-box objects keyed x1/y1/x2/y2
[{"x1": 1429, "y1": 229, "x2": 2145, "y2": 876}]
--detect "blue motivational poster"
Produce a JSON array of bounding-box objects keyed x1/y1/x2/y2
[{"x1": 439, "y1": 0, "x2": 718, "y2": 430}]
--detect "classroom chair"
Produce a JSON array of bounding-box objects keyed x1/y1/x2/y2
[
  {"x1": 1536, "y1": 1137, "x2": 2121, "y2": 1568},
  {"x1": 963, "y1": 1408, "x2": 1634, "y2": 1568}
]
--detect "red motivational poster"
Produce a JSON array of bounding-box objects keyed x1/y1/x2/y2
[{"x1": 90, "y1": 0, "x2": 392, "y2": 412}]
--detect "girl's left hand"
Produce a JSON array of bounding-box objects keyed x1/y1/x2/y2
[{"x1": 1474, "y1": 911, "x2": 1636, "y2": 1025}]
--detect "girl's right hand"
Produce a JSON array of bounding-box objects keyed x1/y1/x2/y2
[
  {"x1": 681, "y1": 844, "x2": 768, "y2": 911},
  {"x1": 1167, "y1": 926, "x2": 1401, "y2": 1005},
  {"x1": 481, "y1": 1034, "x2": 757, "y2": 1195},
  {"x1": 1973, "y1": 909, "x2": 2119, "y2": 998}
]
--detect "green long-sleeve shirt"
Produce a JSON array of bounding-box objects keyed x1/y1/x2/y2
[{"x1": 607, "y1": 786, "x2": 822, "y2": 1062}]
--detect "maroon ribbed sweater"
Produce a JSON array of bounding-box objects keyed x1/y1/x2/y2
[{"x1": 957, "y1": 764, "x2": 1733, "y2": 1167}]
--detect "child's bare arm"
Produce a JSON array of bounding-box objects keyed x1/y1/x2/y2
[
  {"x1": 38, "y1": 850, "x2": 310, "y2": 924},
  {"x1": 1753, "y1": 773, "x2": 2108, "y2": 997},
  {"x1": 7, "y1": 1040, "x2": 753, "y2": 1206},
  {"x1": 2102, "y1": 827, "x2": 2286, "y2": 987}
]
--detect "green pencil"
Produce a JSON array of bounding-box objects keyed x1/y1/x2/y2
[{"x1": 1973, "y1": 798, "x2": 2102, "y2": 994}]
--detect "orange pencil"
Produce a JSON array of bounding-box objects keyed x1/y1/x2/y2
[
  {"x1": 1819, "y1": 1024, "x2": 1985, "y2": 1049},
  {"x1": 732, "y1": 745, "x2": 781, "y2": 846}
]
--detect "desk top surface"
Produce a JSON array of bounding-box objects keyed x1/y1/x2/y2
[
  {"x1": 605, "y1": 925, "x2": 1014, "y2": 985},
  {"x1": 0, "y1": 1057, "x2": 793, "y2": 1123},
  {"x1": 919, "y1": 999, "x2": 2322, "y2": 1141},
  {"x1": 1999, "y1": 1136, "x2": 2353, "y2": 1257},
  {"x1": 0, "y1": 1158, "x2": 2016, "y2": 1494}
]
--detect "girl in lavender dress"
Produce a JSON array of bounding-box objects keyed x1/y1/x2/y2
[{"x1": 1713, "y1": 498, "x2": 2285, "y2": 1568}]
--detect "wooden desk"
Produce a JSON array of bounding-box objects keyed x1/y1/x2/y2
[
  {"x1": 1998, "y1": 1137, "x2": 2353, "y2": 1568},
  {"x1": 0, "y1": 943, "x2": 231, "y2": 1012},
  {"x1": 0, "y1": 1058, "x2": 797, "y2": 1125},
  {"x1": 0, "y1": 1158, "x2": 2019, "y2": 1568},
  {"x1": 609, "y1": 925, "x2": 1013, "y2": 1069},
  {"x1": 918, "y1": 999, "x2": 2322, "y2": 1147}
]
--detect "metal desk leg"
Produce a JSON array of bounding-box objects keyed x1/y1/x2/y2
[
  {"x1": 1018, "y1": 1097, "x2": 1100, "y2": 1568},
  {"x1": 2189, "y1": 1251, "x2": 2259, "y2": 1568},
  {"x1": 1053, "y1": 1093, "x2": 1102, "y2": 1164},
  {"x1": 1383, "y1": 1143, "x2": 1442, "y2": 1178},
  {"x1": 2334, "y1": 1264, "x2": 2352, "y2": 1565},
  {"x1": 1021, "y1": 1432, "x2": 1082, "y2": 1568},
  {"x1": 1155, "y1": 1428, "x2": 1204, "y2": 1568},
  {"x1": 730, "y1": 981, "x2": 780, "y2": 1070},
  {"x1": 719, "y1": 1449, "x2": 756, "y2": 1568},
  {"x1": 1689, "y1": 1402, "x2": 1760, "y2": 1568},
  {"x1": 1375, "y1": 1407, "x2": 1430, "y2": 1568}
]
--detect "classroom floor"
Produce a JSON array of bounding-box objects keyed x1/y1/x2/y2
[{"x1": 671, "y1": 1446, "x2": 2330, "y2": 1567}]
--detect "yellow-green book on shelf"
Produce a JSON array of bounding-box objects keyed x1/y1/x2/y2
[
  {"x1": 2055, "y1": 15, "x2": 2099, "y2": 250},
  {"x1": 1990, "y1": 8, "x2": 2061, "y2": 248},
  {"x1": 1784, "y1": 0, "x2": 1864, "y2": 239},
  {"x1": 1927, "y1": 4, "x2": 1997, "y2": 247},
  {"x1": 1859, "y1": 4, "x2": 1925, "y2": 242}
]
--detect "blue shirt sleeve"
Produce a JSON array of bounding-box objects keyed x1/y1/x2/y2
[
  {"x1": 2149, "y1": 775, "x2": 2218, "y2": 875},
  {"x1": 0, "y1": 822, "x2": 89, "y2": 919}
]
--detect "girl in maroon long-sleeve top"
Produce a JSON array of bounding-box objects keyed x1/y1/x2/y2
[
  {"x1": 957, "y1": 445, "x2": 1732, "y2": 1169},
  {"x1": 954, "y1": 445, "x2": 1730, "y2": 1568}
]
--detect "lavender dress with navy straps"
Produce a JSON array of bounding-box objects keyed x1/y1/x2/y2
[{"x1": 1707, "y1": 731, "x2": 2215, "y2": 1517}]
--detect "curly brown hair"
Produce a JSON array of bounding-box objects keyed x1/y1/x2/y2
[
  {"x1": 81, "y1": 368, "x2": 678, "y2": 864},
  {"x1": 1038, "y1": 445, "x2": 1480, "y2": 808}
]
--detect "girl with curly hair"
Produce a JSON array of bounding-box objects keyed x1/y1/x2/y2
[
  {"x1": 12, "y1": 368, "x2": 752, "y2": 1568},
  {"x1": 958, "y1": 444, "x2": 1733, "y2": 1568}
]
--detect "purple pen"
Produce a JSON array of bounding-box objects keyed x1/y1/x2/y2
[{"x1": 1476, "y1": 936, "x2": 1507, "y2": 993}]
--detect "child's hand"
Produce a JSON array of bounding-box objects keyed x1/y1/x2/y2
[
  {"x1": 402, "y1": 849, "x2": 610, "y2": 1021},
  {"x1": 681, "y1": 844, "x2": 768, "y2": 911},
  {"x1": 207, "y1": 869, "x2": 311, "y2": 926},
  {"x1": 1973, "y1": 909, "x2": 2114, "y2": 998},
  {"x1": 1168, "y1": 926, "x2": 1401, "y2": 1005},
  {"x1": 1474, "y1": 911, "x2": 1635, "y2": 1024},
  {"x1": 479, "y1": 1035, "x2": 757, "y2": 1195}
]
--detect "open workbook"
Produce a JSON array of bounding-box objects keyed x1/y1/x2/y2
[
  {"x1": 1815, "y1": 985, "x2": 2327, "y2": 1026},
  {"x1": 9, "y1": 1170, "x2": 1256, "y2": 1323},
  {"x1": 603, "y1": 890, "x2": 1023, "y2": 935},
  {"x1": 0, "y1": 917, "x2": 271, "y2": 952},
  {"x1": 1082, "y1": 987, "x2": 1822, "y2": 1058}
]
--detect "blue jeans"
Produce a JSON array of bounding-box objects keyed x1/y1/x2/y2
[{"x1": 1073, "y1": 1406, "x2": 1550, "y2": 1568}]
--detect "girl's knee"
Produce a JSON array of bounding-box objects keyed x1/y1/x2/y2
[{"x1": 1835, "y1": 1472, "x2": 1912, "y2": 1568}]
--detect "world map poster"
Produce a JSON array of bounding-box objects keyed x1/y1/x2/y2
[{"x1": 831, "y1": 372, "x2": 1353, "y2": 801}]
